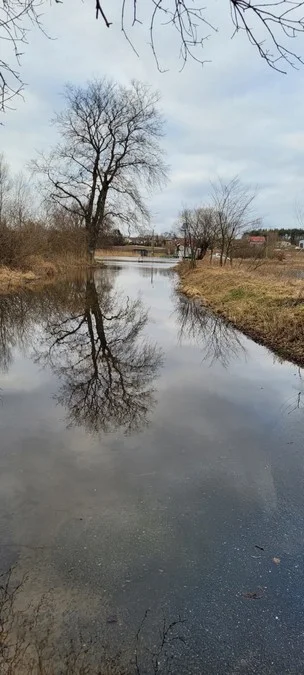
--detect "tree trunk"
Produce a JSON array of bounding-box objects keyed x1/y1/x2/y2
[{"x1": 86, "y1": 226, "x2": 98, "y2": 265}]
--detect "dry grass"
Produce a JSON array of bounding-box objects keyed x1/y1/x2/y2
[
  {"x1": 0, "y1": 266, "x2": 38, "y2": 290},
  {"x1": 178, "y1": 259, "x2": 304, "y2": 366},
  {"x1": 0, "y1": 254, "x2": 88, "y2": 293},
  {"x1": 96, "y1": 248, "x2": 139, "y2": 258}
]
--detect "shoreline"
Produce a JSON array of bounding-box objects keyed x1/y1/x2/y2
[
  {"x1": 178, "y1": 261, "x2": 304, "y2": 367},
  {"x1": 0, "y1": 256, "x2": 89, "y2": 294}
]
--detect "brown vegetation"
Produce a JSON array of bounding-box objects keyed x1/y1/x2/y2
[
  {"x1": 178, "y1": 259, "x2": 304, "y2": 366},
  {"x1": 95, "y1": 247, "x2": 168, "y2": 258},
  {"x1": 96, "y1": 248, "x2": 139, "y2": 258},
  {"x1": 0, "y1": 156, "x2": 89, "y2": 290}
]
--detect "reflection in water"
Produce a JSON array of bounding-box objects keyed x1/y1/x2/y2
[
  {"x1": 0, "y1": 270, "x2": 162, "y2": 434},
  {"x1": 37, "y1": 276, "x2": 162, "y2": 434},
  {"x1": 0, "y1": 278, "x2": 88, "y2": 372},
  {"x1": 175, "y1": 295, "x2": 246, "y2": 367}
]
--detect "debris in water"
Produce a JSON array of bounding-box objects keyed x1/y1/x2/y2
[
  {"x1": 242, "y1": 587, "x2": 265, "y2": 600},
  {"x1": 106, "y1": 615, "x2": 118, "y2": 624},
  {"x1": 255, "y1": 545, "x2": 264, "y2": 551},
  {"x1": 273, "y1": 557, "x2": 281, "y2": 565}
]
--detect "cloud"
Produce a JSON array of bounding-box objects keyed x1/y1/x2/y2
[{"x1": 1, "y1": 1, "x2": 304, "y2": 232}]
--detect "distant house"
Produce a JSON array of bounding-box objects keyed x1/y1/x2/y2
[
  {"x1": 247, "y1": 235, "x2": 266, "y2": 246},
  {"x1": 178, "y1": 244, "x2": 192, "y2": 259},
  {"x1": 299, "y1": 240, "x2": 304, "y2": 249}
]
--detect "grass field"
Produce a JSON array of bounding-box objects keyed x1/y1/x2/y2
[{"x1": 178, "y1": 258, "x2": 304, "y2": 366}]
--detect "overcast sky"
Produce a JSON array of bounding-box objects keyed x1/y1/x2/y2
[{"x1": 2, "y1": 0, "x2": 304, "y2": 232}]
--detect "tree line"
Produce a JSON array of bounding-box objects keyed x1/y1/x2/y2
[{"x1": 174, "y1": 177, "x2": 260, "y2": 267}]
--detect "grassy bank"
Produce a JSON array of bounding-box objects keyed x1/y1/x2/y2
[
  {"x1": 178, "y1": 260, "x2": 304, "y2": 366},
  {"x1": 0, "y1": 253, "x2": 88, "y2": 293}
]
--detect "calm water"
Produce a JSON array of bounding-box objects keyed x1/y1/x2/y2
[{"x1": 0, "y1": 261, "x2": 303, "y2": 673}]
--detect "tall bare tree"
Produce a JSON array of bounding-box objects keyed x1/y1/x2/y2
[
  {"x1": 2, "y1": 1, "x2": 304, "y2": 112},
  {"x1": 211, "y1": 176, "x2": 259, "y2": 266},
  {"x1": 33, "y1": 79, "x2": 167, "y2": 261}
]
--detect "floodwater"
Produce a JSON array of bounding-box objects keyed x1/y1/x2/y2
[{"x1": 0, "y1": 261, "x2": 303, "y2": 674}]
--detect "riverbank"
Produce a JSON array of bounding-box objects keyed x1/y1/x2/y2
[
  {"x1": 0, "y1": 254, "x2": 88, "y2": 293},
  {"x1": 178, "y1": 260, "x2": 304, "y2": 366}
]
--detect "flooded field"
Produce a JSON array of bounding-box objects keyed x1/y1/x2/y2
[{"x1": 0, "y1": 261, "x2": 303, "y2": 674}]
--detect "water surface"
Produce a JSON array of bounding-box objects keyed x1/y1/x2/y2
[{"x1": 0, "y1": 261, "x2": 303, "y2": 673}]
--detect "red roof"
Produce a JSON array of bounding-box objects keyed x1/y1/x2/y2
[{"x1": 249, "y1": 236, "x2": 266, "y2": 243}]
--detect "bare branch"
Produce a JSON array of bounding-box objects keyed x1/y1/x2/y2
[{"x1": 3, "y1": 0, "x2": 304, "y2": 112}]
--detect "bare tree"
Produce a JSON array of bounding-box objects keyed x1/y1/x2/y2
[
  {"x1": 2, "y1": 1, "x2": 304, "y2": 113},
  {"x1": 179, "y1": 206, "x2": 218, "y2": 267},
  {"x1": 0, "y1": 153, "x2": 11, "y2": 225},
  {"x1": 211, "y1": 176, "x2": 259, "y2": 266},
  {"x1": 33, "y1": 79, "x2": 167, "y2": 262},
  {"x1": 7, "y1": 171, "x2": 32, "y2": 227}
]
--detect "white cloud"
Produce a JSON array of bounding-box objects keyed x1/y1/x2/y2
[{"x1": 2, "y1": 0, "x2": 304, "y2": 232}]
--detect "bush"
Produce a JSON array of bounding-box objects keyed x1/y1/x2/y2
[{"x1": 0, "y1": 216, "x2": 87, "y2": 273}]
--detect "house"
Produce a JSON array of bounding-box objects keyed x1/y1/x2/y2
[
  {"x1": 299, "y1": 240, "x2": 304, "y2": 249},
  {"x1": 178, "y1": 244, "x2": 192, "y2": 259},
  {"x1": 247, "y1": 235, "x2": 266, "y2": 246}
]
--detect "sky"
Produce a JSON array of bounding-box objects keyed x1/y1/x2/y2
[{"x1": 2, "y1": 0, "x2": 304, "y2": 233}]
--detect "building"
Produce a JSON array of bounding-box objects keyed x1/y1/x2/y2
[
  {"x1": 299, "y1": 240, "x2": 304, "y2": 249},
  {"x1": 178, "y1": 244, "x2": 192, "y2": 259},
  {"x1": 247, "y1": 235, "x2": 266, "y2": 246}
]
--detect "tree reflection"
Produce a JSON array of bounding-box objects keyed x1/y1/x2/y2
[
  {"x1": 175, "y1": 295, "x2": 245, "y2": 367},
  {"x1": 0, "y1": 277, "x2": 90, "y2": 373},
  {"x1": 39, "y1": 276, "x2": 162, "y2": 434}
]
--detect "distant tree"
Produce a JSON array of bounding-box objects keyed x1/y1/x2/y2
[
  {"x1": 2, "y1": 0, "x2": 304, "y2": 112},
  {"x1": 211, "y1": 177, "x2": 259, "y2": 266},
  {"x1": 8, "y1": 171, "x2": 32, "y2": 228},
  {"x1": 97, "y1": 226, "x2": 125, "y2": 248},
  {"x1": 33, "y1": 79, "x2": 167, "y2": 262},
  {"x1": 179, "y1": 206, "x2": 218, "y2": 267},
  {"x1": 0, "y1": 153, "x2": 11, "y2": 225}
]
